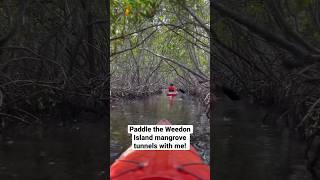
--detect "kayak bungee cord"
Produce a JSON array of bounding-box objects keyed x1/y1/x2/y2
[
  {"x1": 110, "y1": 159, "x2": 145, "y2": 179},
  {"x1": 176, "y1": 162, "x2": 209, "y2": 180}
]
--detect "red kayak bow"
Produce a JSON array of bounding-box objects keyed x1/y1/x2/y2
[{"x1": 110, "y1": 120, "x2": 210, "y2": 180}]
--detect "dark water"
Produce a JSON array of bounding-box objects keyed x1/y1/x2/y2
[
  {"x1": 0, "y1": 122, "x2": 106, "y2": 180},
  {"x1": 110, "y1": 93, "x2": 210, "y2": 163},
  {"x1": 4, "y1": 93, "x2": 309, "y2": 179},
  {"x1": 213, "y1": 98, "x2": 313, "y2": 180}
]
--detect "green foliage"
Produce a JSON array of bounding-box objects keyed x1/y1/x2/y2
[
  {"x1": 246, "y1": 1, "x2": 265, "y2": 15},
  {"x1": 297, "y1": 0, "x2": 313, "y2": 8},
  {"x1": 111, "y1": 0, "x2": 209, "y2": 88},
  {"x1": 111, "y1": 0, "x2": 161, "y2": 36},
  {"x1": 215, "y1": 19, "x2": 232, "y2": 45}
]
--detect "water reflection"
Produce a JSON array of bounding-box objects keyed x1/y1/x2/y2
[
  {"x1": 213, "y1": 98, "x2": 313, "y2": 180},
  {"x1": 110, "y1": 93, "x2": 210, "y2": 163},
  {"x1": 0, "y1": 122, "x2": 106, "y2": 180}
]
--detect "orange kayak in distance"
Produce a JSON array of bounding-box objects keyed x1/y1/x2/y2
[{"x1": 110, "y1": 119, "x2": 210, "y2": 180}]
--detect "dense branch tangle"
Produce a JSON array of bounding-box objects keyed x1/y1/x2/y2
[
  {"x1": 0, "y1": 0, "x2": 109, "y2": 125},
  {"x1": 212, "y1": 0, "x2": 320, "y2": 176},
  {"x1": 110, "y1": 0, "x2": 209, "y2": 103}
]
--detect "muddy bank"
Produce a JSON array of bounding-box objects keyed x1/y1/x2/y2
[
  {"x1": 110, "y1": 87, "x2": 162, "y2": 103},
  {"x1": 0, "y1": 93, "x2": 108, "y2": 135}
]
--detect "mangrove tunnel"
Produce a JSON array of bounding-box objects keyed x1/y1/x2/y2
[{"x1": 0, "y1": 0, "x2": 319, "y2": 179}]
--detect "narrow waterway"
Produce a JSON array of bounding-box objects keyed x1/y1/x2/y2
[
  {"x1": 111, "y1": 93, "x2": 313, "y2": 180},
  {"x1": 110, "y1": 92, "x2": 210, "y2": 163},
  {"x1": 0, "y1": 93, "x2": 313, "y2": 180},
  {"x1": 213, "y1": 97, "x2": 313, "y2": 180}
]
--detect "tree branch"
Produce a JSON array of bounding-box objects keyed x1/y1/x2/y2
[
  {"x1": 212, "y1": 1, "x2": 320, "y2": 67},
  {"x1": 141, "y1": 48, "x2": 208, "y2": 81}
]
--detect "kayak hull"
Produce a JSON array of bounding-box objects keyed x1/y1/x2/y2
[
  {"x1": 166, "y1": 92, "x2": 177, "y2": 96},
  {"x1": 110, "y1": 120, "x2": 210, "y2": 180}
]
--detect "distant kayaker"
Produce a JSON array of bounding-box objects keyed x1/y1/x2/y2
[
  {"x1": 168, "y1": 83, "x2": 176, "y2": 93},
  {"x1": 166, "y1": 83, "x2": 178, "y2": 97}
]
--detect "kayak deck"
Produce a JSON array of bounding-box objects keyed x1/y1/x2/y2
[{"x1": 110, "y1": 120, "x2": 210, "y2": 180}]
